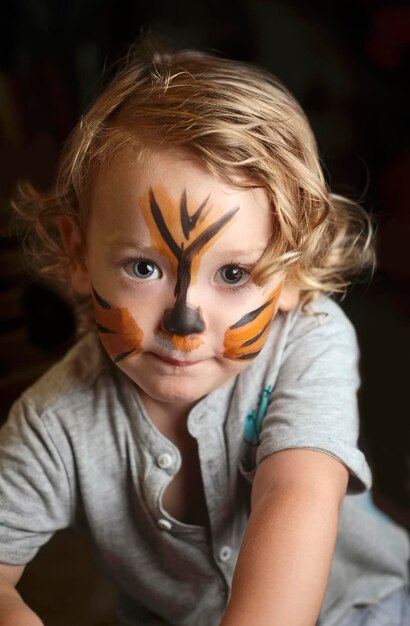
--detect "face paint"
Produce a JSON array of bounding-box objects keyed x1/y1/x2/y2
[
  {"x1": 141, "y1": 187, "x2": 239, "y2": 336},
  {"x1": 223, "y1": 284, "x2": 282, "y2": 361},
  {"x1": 87, "y1": 150, "x2": 280, "y2": 409},
  {"x1": 154, "y1": 329, "x2": 204, "y2": 352},
  {"x1": 92, "y1": 286, "x2": 143, "y2": 363}
]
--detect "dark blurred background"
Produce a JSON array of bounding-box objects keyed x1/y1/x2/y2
[{"x1": 0, "y1": 1, "x2": 409, "y2": 624}]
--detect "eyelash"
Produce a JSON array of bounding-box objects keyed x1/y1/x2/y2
[
  {"x1": 119, "y1": 256, "x2": 161, "y2": 283},
  {"x1": 223, "y1": 282, "x2": 253, "y2": 294},
  {"x1": 217, "y1": 260, "x2": 254, "y2": 293}
]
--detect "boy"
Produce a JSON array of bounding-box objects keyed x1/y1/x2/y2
[{"x1": 0, "y1": 42, "x2": 409, "y2": 625}]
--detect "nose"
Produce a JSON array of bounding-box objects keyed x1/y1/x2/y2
[{"x1": 162, "y1": 300, "x2": 206, "y2": 335}]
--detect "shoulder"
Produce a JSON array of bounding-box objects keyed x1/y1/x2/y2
[
  {"x1": 2, "y1": 333, "x2": 118, "y2": 460},
  {"x1": 252, "y1": 295, "x2": 358, "y2": 380},
  {"x1": 288, "y1": 296, "x2": 357, "y2": 342},
  {"x1": 273, "y1": 295, "x2": 359, "y2": 367},
  {"x1": 256, "y1": 296, "x2": 370, "y2": 490},
  {"x1": 274, "y1": 295, "x2": 360, "y2": 382},
  {"x1": 16, "y1": 332, "x2": 111, "y2": 419}
]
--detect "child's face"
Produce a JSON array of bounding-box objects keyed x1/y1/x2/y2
[{"x1": 74, "y1": 150, "x2": 287, "y2": 410}]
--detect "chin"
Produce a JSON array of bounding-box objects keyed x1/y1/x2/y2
[
  {"x1": 143, "y1": 377, "x2": 208, "y2": 406},
  {"x1": 118, "y1": 353, "x2": 241, "y2": 409}
]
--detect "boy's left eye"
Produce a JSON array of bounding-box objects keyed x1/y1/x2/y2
[
  {"x1": 127, "y1": 259, "x2": 162, "y2": 281},
  {"x1": 216, "y1": 265, "x2": 250, "y2": 287}
]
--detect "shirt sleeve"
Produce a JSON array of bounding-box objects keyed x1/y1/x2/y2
[
  {"x1": 0, "y1": 398, "x2": 74, "y2": 565},
  {"x1": 256, "y1": 299, "x2": 372, "y2": 493}
]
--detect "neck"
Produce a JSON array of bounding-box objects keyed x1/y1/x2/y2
[{"x1": 137, "y1": 387, "x2": 197, "y2": 431}]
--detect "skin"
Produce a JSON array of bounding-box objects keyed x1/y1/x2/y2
[
  {"x1": 141, "y1": 186, "x2": 239, "y2": 339},
  {"x1": 63, "y1": 150, "x2": 293, "y2": 416},
  {"x1": 0, "y1": 149, "x2": 347, "y2": 625},
  {"x1": 223, "y1": 285, "x2": 282, "y2": 361}
]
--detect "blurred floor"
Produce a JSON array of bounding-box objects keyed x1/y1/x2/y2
[{"x1": 17, "y1": 530, "x2": 117, "y2": 625}]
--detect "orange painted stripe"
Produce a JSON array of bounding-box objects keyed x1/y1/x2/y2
[
  {"x1": 93, "y1": 300, "x2": 143, "y2": 362},
  {"x1": 140, "y1": 188, "x2": 179, "y2": 278},
  {"x1": 223, "y1": 284, "x2": 282, "y2": 360},
  {"x1": 155, "y1": 329, "x2": 204, "y2": 352},
  {"x1": 140, "y1": 186, "x2": 238, "y2": 284}
]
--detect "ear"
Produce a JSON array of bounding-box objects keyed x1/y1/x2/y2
[
  {"x1": 57, "y1": 216, "x2": 91, "y2": 295},
  {"x1": 278, "y1": 282, "x2": 300, "y2": 312}
]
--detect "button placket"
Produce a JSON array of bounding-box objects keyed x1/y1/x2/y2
[
  {"x1": 218, "y1": 545, "x2": 232, "y2": 562},
  {"x1": 157, "y1": 518, "x2": 173, "y2": 531},
  {"x1": 157, "y1": 453, "x2": 173, "y2": 469}
]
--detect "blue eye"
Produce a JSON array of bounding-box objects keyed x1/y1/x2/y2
[
  {"x1": 129, "y1": 259, "x2": 162, "y2": 281},
  {"x1": 217, "y1": 265, "x2": 249, "y2": 287}
]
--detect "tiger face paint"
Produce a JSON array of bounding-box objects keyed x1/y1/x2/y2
[
  {"x1": 140, "y1": 187, "x2": 239, "y2": 339},
  {"x1": 91, "y1": 286, "x2": 144, "y2": 363},
  {"x1": 82, "y1": 150, "x2": 290, "y2": 412},
  {"x1": 223, "y1": 284, "x2": 282, "y2": 361}
]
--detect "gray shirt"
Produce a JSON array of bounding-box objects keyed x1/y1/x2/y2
[{"x1": 0, "y1": 297, "x2": 408, "y2": 625}]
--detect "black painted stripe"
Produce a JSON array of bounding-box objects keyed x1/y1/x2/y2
[
  {"x1": 180, "y1": 191, "x2": 209, "y2": 240},
  {"x1": 96, "y1": 324, "x2": 116, "y2": 334},
  {"x1": 237, "y1": 350, "x2": 262, "y2": 360},
  {"x1": 150, "y1": 190, "x2": 239, "y2": 336},
  {"x1": 186, "y1": 206, "x2": 240, "y2": 258},
  {"x1": 149, "y1": 189, "x2": 181, "y2": 259},
  {"x1": 230, "y1": 299, "x2": 273, "y2": 330},
  {"x1": 114, "y1": 348, "x2": 137, "y2": 363},
  {"x1": 92, "y1": 286, "x2": 111, "y2": 310},
  {"x1": 241, "y1": 320, "x2": 272, "y2": 347}
]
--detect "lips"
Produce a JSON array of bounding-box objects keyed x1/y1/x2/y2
[{"x1": 151, "y1": 353, "x2": 201, "y2": 367}]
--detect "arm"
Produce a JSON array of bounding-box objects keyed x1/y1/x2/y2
[
  {"x1": 0, "y1": 564, "x2": 43, "y2": 626},
  {"x1": 220, "y1": 448, "x2": 349, "y2": 626},
  {"x1": 0, "y1": 400, "x2": 74, "y2": 626}
]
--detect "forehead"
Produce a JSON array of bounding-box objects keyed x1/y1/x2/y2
[{"x1": 90, "y1": 150, "x2": 272, "y2": 246}]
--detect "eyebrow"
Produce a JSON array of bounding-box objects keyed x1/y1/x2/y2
[
  {"x1": 214, "y1": 247, "x2": 267, "y2": 260},
  {"x1": 107, "y1": 239, "x2": 267, "y2": 264},
  {"x1": 106, "y1": 238, "x2": 153, "y2": 253}
]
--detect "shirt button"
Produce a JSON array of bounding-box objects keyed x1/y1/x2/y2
[
  {"x1": 157, "y1": 518, "x2": 172, "y2": 531},
  {"x1": 157, "y1": 453, "x2": 173, "y2": 469},
  {"x1": 218, "y1": 546, "x2": 232, "y2": 562}
]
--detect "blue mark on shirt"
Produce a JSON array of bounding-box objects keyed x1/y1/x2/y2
[{"x1": 244, "y1": 385, "x2": 273, "y2": 445}]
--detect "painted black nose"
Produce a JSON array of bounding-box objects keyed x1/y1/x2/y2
[{"x1": 162, "y1": 301, "x2": 206, "y2": 335}]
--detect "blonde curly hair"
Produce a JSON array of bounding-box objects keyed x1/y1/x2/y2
[{"x1": 13, "y1": 39, "x2": 374, "y2": 330}]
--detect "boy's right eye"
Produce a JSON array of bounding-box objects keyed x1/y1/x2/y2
[{"x1": 126, "y1": 259, "x2": 162, "y2": 281}]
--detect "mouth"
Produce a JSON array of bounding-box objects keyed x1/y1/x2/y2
[{"x1": 151, "y1": 353, "x2": 202, "y2": 367}]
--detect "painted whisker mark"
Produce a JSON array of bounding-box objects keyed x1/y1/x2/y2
[
  {"x1": 96, "y1": 324, "x2": 115, "y2": 334},
  {"x1": 92, "y1": 286, "x2": 110, "y2": 309},
  {"x1": 230, "y1": 299, "x2": 273, "y2": 329},
  {"x1": 91, "y1": 286, "x2": 144, "y2": 363},
  {"x1": 223, "y1": 285, "x2": 282, "y2": 361},
  {"x1": 241, "y1": 320, "x2": 272, "y2": 347},
  {"x1": 115, "y1": 349, "x2": 137, "y2": 363},
  {"x1": 237, "y1": 351, "x2": 262, "y2": 360}
]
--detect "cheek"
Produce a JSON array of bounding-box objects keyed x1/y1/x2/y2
[
  {"x1": 222, "y1": 286, "x2": 282, "y2": 361},
  {"x1": 91, "y1": 288, "x2": 144, "y2": 363}
]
